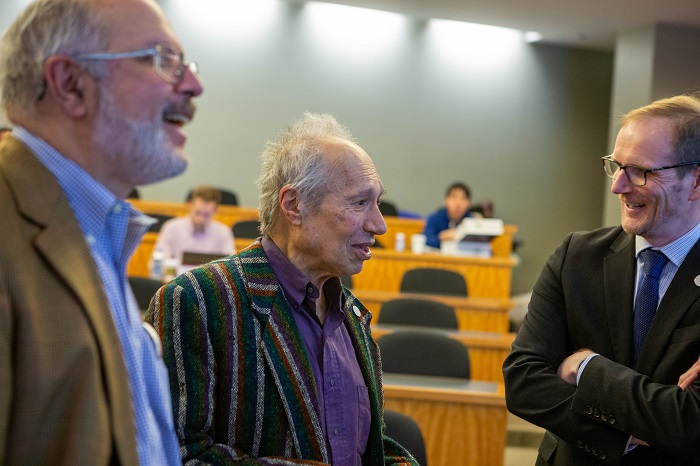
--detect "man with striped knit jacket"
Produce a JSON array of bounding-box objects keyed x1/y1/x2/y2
[{"x1": 148, "y1": 113, "x2": 418, "y2": 465}]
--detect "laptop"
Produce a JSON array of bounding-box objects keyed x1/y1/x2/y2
[{"x1": 179, "y1": 251, "x2": 228, "y2": 274}]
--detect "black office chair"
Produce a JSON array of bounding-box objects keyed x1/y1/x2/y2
[
  {"x1": 379, "y1": 200, "x2": 399, "y2": 217},
  {"x1": 378, "y1": 298, "x2": 458, "y2": 329},
  {"x1": 383, "y1": 410, "x2": 427, "y2": 466},
  {"x1": 399, "y1": 268, "x2": 468, "y2": 296},
  {"x1": 232, "y1": 219, "x2": 261, "y2": 239},
  {"x1": 147, "y1": 213, "x2": 173, "y2": 233},
  {"x1": 185, "y1": 187, "x2": 239, "y2": 206},
  {"x1": 378, "y1": 330, "x2": 470, "y2": 379},
  {"x1": 128, "y1": 276, "x2": 163, "y2": 314}
]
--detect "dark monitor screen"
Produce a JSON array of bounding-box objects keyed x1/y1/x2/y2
[{"x1": 181, "y1": 251, "x2": 227, "y2": 266}]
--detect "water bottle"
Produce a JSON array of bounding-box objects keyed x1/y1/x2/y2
[
  {"x1": 150, "y1": 248, "x2": 164, "y2": 280},
  {"x1": 394, "y1": 232, "x2": 406, "y2": 252}
]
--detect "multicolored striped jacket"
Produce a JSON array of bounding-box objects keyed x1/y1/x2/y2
[{"x1": 147, "y1": 240, "x2": 417, "y2": 465}]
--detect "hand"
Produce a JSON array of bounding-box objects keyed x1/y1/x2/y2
[
  {"x1": 557, "y1": 349, "x2": 595, "y2": 386},
  {"x1": 678, "y1": 356, "x2": 700, "y2": 390},
  {"x1": 439, "y1": 228, "x2": 456, "y2": 241}
]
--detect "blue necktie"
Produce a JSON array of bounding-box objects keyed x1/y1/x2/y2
[{"x1": 632, "y1": 248, "x2": 668, "y2": 367}]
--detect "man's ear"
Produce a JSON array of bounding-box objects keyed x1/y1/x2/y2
[
  {"x1": 43, "y1": 55, "x2": 92, "y2": 118},
  {"x1": 689, "y1": 166, "x2": 700, "y2": 201},
  {"x1": 279, "y1": 186, "x2": 302, "y2": 225}
]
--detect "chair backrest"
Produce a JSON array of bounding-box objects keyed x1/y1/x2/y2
[
  {"x1": 383, "y1": 410, "x2": 427, "y2": 466},
  {"x1": 232, "y1": 219, "x2": 261, "y2": 239},
  {"x1": 378, "y1": 330, "x2": 470, "y2": 379},
  {"x1": 128, "y1": 276, "x2": 163, "y2": 314},
  {"x1": 378, "y1": 298, "x2": 458, "y2": 329},
  {"x1": 400, "y1": 268, "x2": 468, "y2": 296},
  {"x1": 147, "y1": 213, "x2": 173, "y2": 233},
  {"x1": 379, "y1": 200, "x2": 399, "y2": 217},
  {"x1": 185, "y1": 187, "x2": 239, "y2": 206}
]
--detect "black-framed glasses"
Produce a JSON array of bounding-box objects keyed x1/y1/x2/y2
[
  {"x1": 602, "y1": 155, "x2": 700, "y2": 187},
  {"x1": 74, "y1": 44, "x2": 198, "y2": 85}
]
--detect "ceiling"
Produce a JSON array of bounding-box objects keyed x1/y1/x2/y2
[{"x1": 304, "y1": 0, "x2": 700, "y2": 50}]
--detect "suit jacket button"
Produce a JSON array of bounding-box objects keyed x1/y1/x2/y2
[
  {"x1": 600, "y1": 452, "x2": 607, "y2": 460},
  {"x1": 577, "y1": 440, "x2": 584, "y2": 449},
  {"x1": 601, "y1": 412, "x2": 608, "y2": 422},
  {"x1": 585, "y1": 444, "x2": 591, "y2": 452},
  {"x1": 608, "y1": 415, "x2": 616, "y2": 425},
  {"x1": 593, "y1": 408, "x2": 600, "y2": 417},
  {"x1": 586, "y1": 406, "x2": 593, "y2": 415}
]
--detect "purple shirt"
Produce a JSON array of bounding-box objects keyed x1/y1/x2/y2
[{"x1": 262, "y1": 236, "x2": 371, "y2": 466}]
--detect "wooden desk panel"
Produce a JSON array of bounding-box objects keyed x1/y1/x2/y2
[
  {"x1": 128, "y1": 201, "x2": 517, "y2": 298},
  {"x1": 372, "y1": 325, "x2": 514, "y2": 383},
  {"x1": 353, "y1": 289, "x2": 512, "y2": 333},
  {"x1": 383, "y1": 374, "x2": 506, "y2": 466},
  {"x1": 353, "y1": 249, "x2": 516, "y2": 299}
]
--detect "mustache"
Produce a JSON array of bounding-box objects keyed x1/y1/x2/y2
[{"x1": 164, "y1": 100, "x2": 197, "y2": 121}]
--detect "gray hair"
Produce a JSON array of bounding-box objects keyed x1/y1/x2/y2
[
  {"x1": 0, "y1": 0, "x2": 111, "y2": 117},
  {"x1": 256, "y1": 112, "x2": 355, "y2": 236}
]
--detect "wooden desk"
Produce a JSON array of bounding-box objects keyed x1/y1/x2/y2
[
  {"x1": 354, "y1": 289, "x2": 513, "y2": 333},
  {"x1": 383, "y1": 373, "x2": 506, "y2": 466},
  {"x1": 372, "y1": 325, "x2": 514, "y2": 383},
  {"x1": 353, "y1": 249, "x2": 516, "y2": 299},
  {"x1": 128, "y1": 201, "x2": 518, "y2": 298}
]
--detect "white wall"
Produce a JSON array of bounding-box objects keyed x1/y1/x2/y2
[{"x1": 0, "y1": 0, "x2": 614, "y2": 293}]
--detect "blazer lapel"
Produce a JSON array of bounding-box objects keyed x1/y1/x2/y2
[
  {"x1": 603, "y1": 231, "x2": 637, "y2": 367},
  {"x1": 637, "y1": 238, "x2": 700, "y2": 374},
  {"x1": 240, "y1": 244, "x2": 327, "y2": 462},
  {"x1": 1, "y1": 140, "x2": 138, "y2": 464}
]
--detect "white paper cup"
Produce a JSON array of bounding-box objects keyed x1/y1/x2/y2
[{"x1": 411, "y1": 234, "x2": 427, "y2": 254}]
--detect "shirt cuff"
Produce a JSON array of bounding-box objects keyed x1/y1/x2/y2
[{"x1": 575, "y1": 353, "x2": 598, "y2": 386}]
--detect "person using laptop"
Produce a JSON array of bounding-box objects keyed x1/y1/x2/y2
[
  {"x1": 153, "y1": 184, "x2": 235, "y2": 267},
  {"x1": 423, "y1": 181, "x2": 474, "y2": 249}
]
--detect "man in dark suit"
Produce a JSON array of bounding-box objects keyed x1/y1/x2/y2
[
  {"x1": 503, "y1": 94, "x2": 700, "y2": 465},
  {"x1": 0, "y1": 0, "x2": 203, "y2": 464}
]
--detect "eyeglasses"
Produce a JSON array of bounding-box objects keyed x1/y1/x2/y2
[
  {"x1": 601, "y1": 155, "x2": 700, "y2": 187},
  {"x1": 74, "y1": 44, "x2": 198, "y2": 85}
]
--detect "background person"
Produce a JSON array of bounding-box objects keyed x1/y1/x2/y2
[
  {"x1": 423, "y1": 181, "x2": 473, "y2": 249},
  {"x1": 503, "y1": 95, "x2": 700, "y2": 465},
  {"x1": 153, "y1": 184, "x2": 235, "y2": 266},
  {"x1": 0, "y1": 0, "x2": 203, "y2": 463},
  {"x1": 148, "y1": 113, "x2": 417, "y2": 465}
]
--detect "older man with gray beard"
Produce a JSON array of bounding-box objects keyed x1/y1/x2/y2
[{"x1": 0, "y1": 0, "x2": 203, "y2": 464}]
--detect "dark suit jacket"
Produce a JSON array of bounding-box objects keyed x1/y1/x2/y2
[
  {"x1": 0, "y1": 136, "x2": 138, "y2": 465},
  {"x1": 147, "y1": 241, "x2": 417, "y2": 465},
  {"x1": 503, "y1": 226, "x2": 700, "y2": 465}
]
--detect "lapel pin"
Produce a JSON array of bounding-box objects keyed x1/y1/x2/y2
[
  {"x1": 694, "y1": 276, "x2": 700, "y2": 287},
  {"x1": 353, "y1": 305, "x2": 361, "y2": 317}
]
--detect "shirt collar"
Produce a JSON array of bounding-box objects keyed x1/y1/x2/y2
[
  {"x1": 635, "y1": 219, "x2": 700, "y2": 267},
  {"x1": 13, "y1": 126, "x2": 153, "y2": 263},
  {"x1": 261, "y1": 236, "x2": 344, "y2": 319}
]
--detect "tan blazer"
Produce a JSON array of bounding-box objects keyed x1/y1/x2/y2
[{"x1": 0, "y1": 136, "x2": 138, "y2": 465}]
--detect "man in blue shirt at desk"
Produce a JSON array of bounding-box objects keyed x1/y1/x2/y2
[
  {"x1": 0, "y1": 0, "x2": 203, "y2": 463},
  {"x1": 423, "y1": 181, "x2": 474, "y2": 249}
]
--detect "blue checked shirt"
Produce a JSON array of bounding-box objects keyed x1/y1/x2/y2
[{"x1": 14, "y1": 127, "x2": 181, "y2": 465}]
